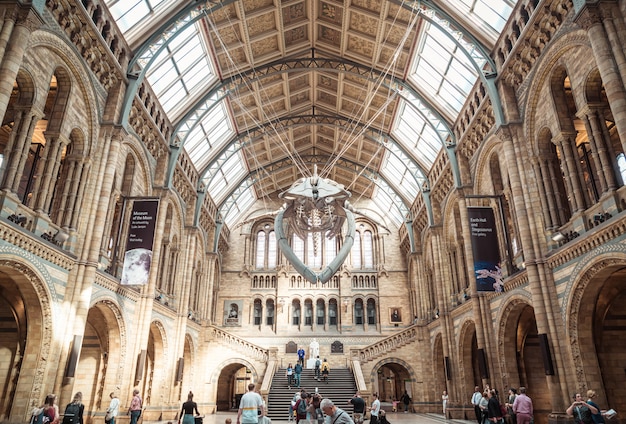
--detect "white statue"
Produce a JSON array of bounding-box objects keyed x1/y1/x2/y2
[{"x1": 309, "y1": 338, "x2": 320, "y2": 358}]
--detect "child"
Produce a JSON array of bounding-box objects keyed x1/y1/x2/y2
[
  {"x1": 225, "y1": 419, "x2": 232, "y2": 424},
  {"x1": 392, "y1": 399, "x2": 399, "y2": 413}
]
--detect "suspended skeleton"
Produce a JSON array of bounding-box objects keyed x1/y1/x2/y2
[{"x1": 275, "y1": 166, "x2": 356, "y2": 284}]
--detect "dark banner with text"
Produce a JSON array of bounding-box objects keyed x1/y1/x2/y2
[
  {"x1": 121, "y1": 199, "x2": 159, "y2": 286},
  {"x1": 468, "y1": 207, "x2": 503, "y2": 292}
]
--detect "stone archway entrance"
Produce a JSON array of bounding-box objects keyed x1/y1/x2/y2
[{"x1": 216, "y1": 364, "x2": 255, "y2": 411}]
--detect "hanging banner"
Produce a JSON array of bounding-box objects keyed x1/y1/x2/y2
[
  {"x1": 121, "y1": 199, "x2": 159, "y2": 285},
  {"x1": 468, "y1": 207, "x2": 503, "y2": 292}
]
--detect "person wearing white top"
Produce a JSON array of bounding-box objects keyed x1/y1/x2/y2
[{"x1": 105, "y1": 392, "x2": 120, "y2": 424}]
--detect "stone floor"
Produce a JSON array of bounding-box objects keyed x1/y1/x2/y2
[{"x1": 169, "y1": 411, "x2": 476, "y2": 424}]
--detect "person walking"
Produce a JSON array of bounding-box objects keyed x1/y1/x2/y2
[
  {"x1": 368, "y1": 393, "x2": 380, "y2": 424},
  {"x1": 321, "y1": 399, "x2": 354, "y2": 424},
  {"x1": 472, "y1": 386, "x2": 483, "y2": 424},
  {"x1": 286, "y1": 363, "x2": 294, "y2": 389},
  {"x1": 401, "y1": 390, "x2": 411, "y2": 413},
  {"x1": 179, "y1": 391, "x2": 201, "y2": 424},
  {"x1": 512, "y1": 387, "x2": 533, "y2": 424},
  {"x1": 320, "y1": 359, "x2": 330, "y2": 383},
  {"x1": 308, "y1": 393, "x2": 324, "y2": 424},
  {"x1": 314, "y1": 356, "x2": 321, "y2": 381},
  {"x1": 127, "y1": 389, "x2": 142, "y2": 424},
  {"x1": 105, "y1": 392, "x2": 120, "y2": 424},
  {"x1": 294, "y1": 362, "x2": 303, "y2": 388},
  {"x1": 237, "y1": 384, "x2": 265, "y2": 424},
  {"x1": 349, "y1": 392, "x2": 366, "y2": 424}
]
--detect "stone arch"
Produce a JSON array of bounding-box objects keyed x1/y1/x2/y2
[
  {"x1": 0, "y1": 253, "x2": 55, "y2": 419},
  {"x1": 458, "y1": 318, "x2": 479, "y2": 398},
  {"x1": 369, "y1": 357, "x2": 418, "y2": 401},
  {"x1": 565, "y1": 247, "x2": 626, "y2": 405}
]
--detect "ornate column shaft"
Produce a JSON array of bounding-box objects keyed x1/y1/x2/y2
[{"x1": 576, "y1": 3, "x2": 626, "y2": 154}]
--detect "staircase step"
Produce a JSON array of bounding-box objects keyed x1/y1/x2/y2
[{"x1": 266, "y1": 368, "x2": 358, "y2": 420}]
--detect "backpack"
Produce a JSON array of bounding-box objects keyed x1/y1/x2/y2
[
  {"x1": 297, "y1": 399, "x2": 307, "y2": 415},
  {"x1": 62, "y1": 403, "x2": 80, "y2": 424},
  {"x1": 322, "y1": 363, "x2": 329, "y2": 372}
]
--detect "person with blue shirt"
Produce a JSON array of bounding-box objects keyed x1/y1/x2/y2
[{"x1": 294, "y1": 362, "x2": 303, "y2": 388}]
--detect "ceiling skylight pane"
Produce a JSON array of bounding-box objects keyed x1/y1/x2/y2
[
  {"x1": 447, "y1": 0, "x2": 514, "y2": 33},
  {"x1": 107, "y1": 1, "x2": 148, "y2": 32},
  {"x1": 208, "y1": 152, "x2": 247, "y2": 205},
  {"x1": 224, "y1": 188, "x2": 256, "y2": 228}
]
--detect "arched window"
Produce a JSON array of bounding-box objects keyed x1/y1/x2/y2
[
  {"x1": 255, "y1": 231, "x2": 266, "y2": 269},
  {"x1": 618, "y1": 153, "x2": 626, "y2": 185},
  {"x1": 354, "y1": 299, "x2": 364, "y2": 325},
  {"x1": 254, "y1": 225, "x2": 277, "y2": 270},
  {"x1": 328, "y1": 300, "x2": 338, "y2": 326},
  {"x1": 351, "y1": 231, "x2": 361, "y2": 268},
  {"x1": 254, "y1": 299, "x2": 262, "y2": 325},
  {"x1": 304, "y1": 300, "x2": 313, "y2": 326},
  {"x1": 363, "y1": 231, "x2": 373, "y2": 268},
  {"x1": 316, "y1": 299, "x2": 325, "y2": 325},
  {"x1": 292, "y1": 300, "x2": 301, "y2": 325},
  {"x1": 266, "y1": 300, "x2": 274, "y2": 325},
  {"x1": 367, "y1": 299, "x2": 376, "y2": 324},
  {"x1": 293, "y1": 234, "x2": 305, "y2": 262}
]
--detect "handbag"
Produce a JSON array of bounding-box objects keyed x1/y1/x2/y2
[{"x1": 105, "y1": 411, "x2": 114, "y2": 423}]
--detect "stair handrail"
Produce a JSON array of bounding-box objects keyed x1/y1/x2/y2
[
  {"x1": 355, "y1": 327, "x2": 419, "y2": 363},
  {"x1": 209, "y1": 325, "x2": 269, "y2": 362}
]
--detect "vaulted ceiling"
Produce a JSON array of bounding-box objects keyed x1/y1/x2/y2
[{"x1": 106, "y1": 0, "x2": 513, "y2": 229}]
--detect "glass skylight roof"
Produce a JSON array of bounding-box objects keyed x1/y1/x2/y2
[{"x1": 104, "y1": 0, "x2": 514, "y2": 232}]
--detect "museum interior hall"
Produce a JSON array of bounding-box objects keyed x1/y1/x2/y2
[{"x1": 1, "y1": 1, "x2": 626, "y2": 424}]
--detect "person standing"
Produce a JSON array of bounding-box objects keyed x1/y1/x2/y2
[
  {"x1": 512, "y1": 387, "x2": 533, "y2": 424},
  {"x1": 400, "y1": 391, "x2": 411, "y2": 413},
  {"x1": 567, "y1": 393, "x2": 597, "y2": 424},
  {"x1": 586, "y1": 390, "x2": 605, "y2": 424},
  {"x1": 237, "y1": 384, "x2": 265, "y2": 424},
  {"x1": 368, "y1": 393, "x2": 380, "y2": 424},
  {"x1": 297, "y1": 347, "x2": 305, "y2": 366},
  {"x1": 43, "y1": 394, "x2": 59, "y2": 424},
  {"x1": 486, "y1": 389, "x2": 503, "y2": 424},
  {"x1": 127, "y1": 389, "x2": 142, "y2": 424},
  {"x1": 180, "y1": 391, "x2": 200, "y2": 424},
  {"x1": 63, "y1": 392, "x2": 85, "y2": 424},
  {"x1": 505, "y1": 388, "x2": 517, "y2": 424},
  {"x1": 295, "y1": 393, "x2": 309, "y2": 424},
  {"x1": 442, "y1": 391, "x2": 449, "y2": 416},
  {"x1": 321, "y1": 399, "x2": 354, "y2": 424},
  {"x1": 294, "y1": 362, "x2": 303, "y2": 388},
  {"x1": 349, "y1": 392, "x2": 366, "y2": 424},
  {"x1": 472, "y1": 386, "x2": 483, "y2": 424},
  {"x1": 105, "y1": 392, "x2": 120, "y2": 424}
]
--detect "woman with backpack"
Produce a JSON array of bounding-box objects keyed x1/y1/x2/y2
[
  {"x1": 286, "y1": 363, "x2": 294, "y2": 389},
  {"x1": 62, "y1": 392, "x2": 84, "y2": 424}
]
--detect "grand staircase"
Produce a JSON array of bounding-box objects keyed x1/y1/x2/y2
[{"x1": 266, "y1": 367, "x2": 358, "y2": 420}]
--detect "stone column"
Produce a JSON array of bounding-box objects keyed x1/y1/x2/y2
[
  {"x1": 584, "y1": 107, "x2": 617, "y2": 191},
  {"x1": 555, "y1": 135, "x2": 586, "y2": 212},
  {"x1": 0, "y1": 5, "x2": 42, "y2": 122},
  {"x1": 1, "y1": 109, "x2": 38, "y2": 192},
  {"x1": 576, "y1": 3, "x2": 626, "y2": 154}
]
